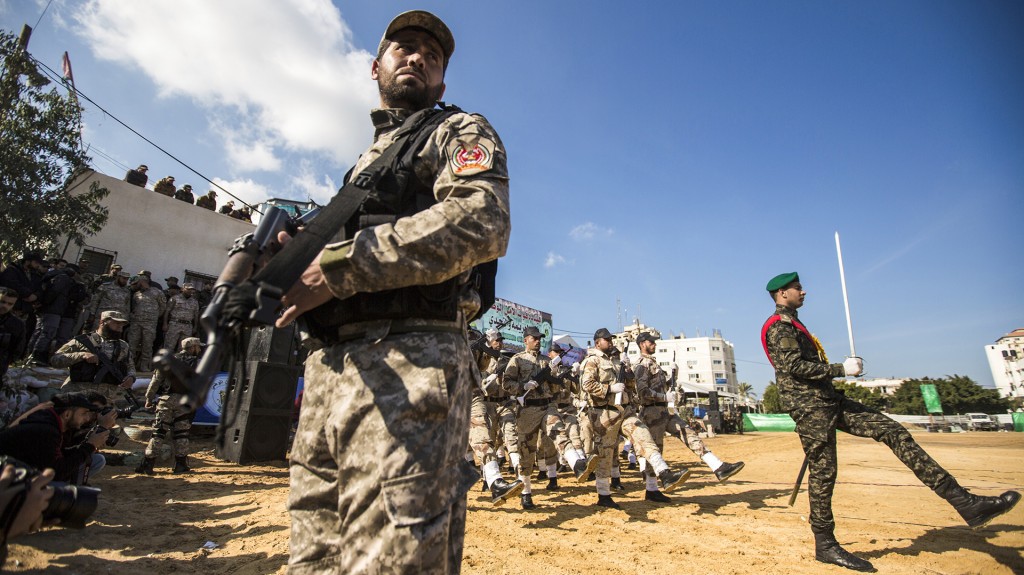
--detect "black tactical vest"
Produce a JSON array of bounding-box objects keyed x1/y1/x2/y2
[{"x1": 69, "y1": 338, "x2": 128, "y2": 385}]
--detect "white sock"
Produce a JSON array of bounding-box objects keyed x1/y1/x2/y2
[
  {"x1": 645, "y1": 476, "x2": 659, "y2": 491},
  {"x1": 510, "y1": 452, "x2": 522, "y2": 471},
  {"x1": 537, "y1": 458, "x2": 546, "y2": 472},
  {"x1": 519, "y1": 475, "x2": 532, "y2": 495},
  {"x1": 483, "y1": 460, "x2": 502, "y2": 486},
  {"x1": 547, "y1": 464, "x2": 557, "y2": 479},
  {"x1": 497, "y1": 447, "x2": 506, "y2": 458},
  {"x1": 638, "y1": 457, "x2": 648, "y2": 473},
  {"x1": 564, "y1": 448, "x2": 581, "y2": 469},
  {"x1": 611, "y1": 465, "x2": 621, "y2": 479},
  {"x1": 648, "y1": 452, "x2": 669, "y2": 474},
  {"x1": 628, "y1": 450, "x2": 637, "y2": 464},
  {"x1": 702, "y1": 452, "x2": 724, "y2": 471},
  {"x1": 595, "y1": 477, "x2": 611, "y2": 496}
]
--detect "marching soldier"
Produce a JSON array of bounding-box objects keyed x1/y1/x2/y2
[
  {"x1": 163, "y1": 283, "x2": 199, "y2": 353},
  {"x1": 763, "y1": 272, "x2": 1020, "y2": 572},
  {"x1": 50, "y1": 310, "x2": 136, "y2": 408},
  {"x1": 137, "y1": 336, "x2": 201, "y2": 475},
  {"x1": 580, "y1": 328, "x2": 688, "y2": 507},
  {"x1": 502, "y1": 326, "x2": 595, "y2": 509},
  {"x1": 633, "y1": 331, "x2": 744, "y2": 502}
]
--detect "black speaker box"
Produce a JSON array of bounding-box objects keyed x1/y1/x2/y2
[
  {"x1": 708, "y1": 390, "x2": 720, "y2": 411},
  {"x1": 216, "y1": 361, "x2": 302, "y2": 464},
  {"x1": 706, "y1": 410, "x2": 723, "y2": 434},
  {"x1": 247, "y1": 324, "x2": 299, "y2": 365}
]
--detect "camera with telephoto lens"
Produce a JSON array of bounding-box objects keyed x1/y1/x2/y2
[{"x1": 0, "y1": 455, "x2": 99, "y2": 529}]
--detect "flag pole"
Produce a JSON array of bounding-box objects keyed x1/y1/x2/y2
[{"x1": 835, "y1": 231, "x2": 857, "y2": 358}]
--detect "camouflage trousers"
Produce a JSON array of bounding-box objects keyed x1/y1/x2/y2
[
  {"x1": 468, "y1": 387, "x2": 497, "y2": 465},
  {"x1": 579, "y1": 406, "x2": 595, "y2": 456},
  {"x1": 588, "y1": 405, "x2": 660, "y2": 479},
  {"x1": 61, "y1": 382, "x2": 129, "y2": 410},
  {"x1": 796, "y1": 396, "x2": 953, "y2": 535},
  {"x1": 145, "y1": 392, "x2": 192, "y2": 458},
  {"x1": 288, "y1": 331, "x2": 478, "y2": 575},
  {"x1": 127, "y1": 320, "x2": 158, "y2": 371},
  {"x1": 514, "y1": 403, "x2": 573, "y2": 478},
  {"x1": 558, "y1": 405, "x2": 585, "y2": 457},
  {"x1": 494, "y1": 398, "x2": 521, "y2": 455},
  {"x1": 163, "y1": 322, "x2": 194, "y2": 354},
  {"x1": 642, "y1": 405, "x2": 708, "y2": 458}
]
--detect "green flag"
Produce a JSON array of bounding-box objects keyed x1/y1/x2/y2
[{"x1": 920, "y1": 383, "x2": 943, "y2": 414}]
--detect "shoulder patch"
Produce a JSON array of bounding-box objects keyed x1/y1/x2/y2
[
  {"x1": 780, "y1": 337, "x2": 799, "y2": 350},
  {"x1": 447, "y1": 135, "x2": 495, "y2": 177}
]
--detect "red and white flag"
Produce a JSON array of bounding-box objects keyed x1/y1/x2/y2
[{"x1": 62, "y1": 51, "x2": 74, "y2": 84}]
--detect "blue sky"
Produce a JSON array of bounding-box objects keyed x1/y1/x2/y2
[{"x1": 3, "y1": 1, "x2": 1022, "y2": 395}]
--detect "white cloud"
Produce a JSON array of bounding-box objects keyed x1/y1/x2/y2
[
  {"x1": 71, "y1": 0, "x2": 377, "y2": 171},
  {"x1": 290, "y1": 161, "x2": 339, "y2": 205},
  {"x1": 544, "y1": 252, "x2": 566, "y2": 268},
  {"x1": 211, "y1": 177, "x2": 272, "y2": 209},
  {"x1": 569, "y1": 222, "x2": 614, "y2": 241}
]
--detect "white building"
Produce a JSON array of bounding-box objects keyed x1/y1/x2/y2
[
  {"x1": 853, "y1": 377, "x2": 905, "y2": 396},
  {"x1": 985, "y1": 328, "x2": 1024, "y2": 400},
  {"x1": 62, "y1": 169, "x2": 255, "y2": 288},
  {"x1": 619, "y1": 327, "x2": 739, "y2": 396}
]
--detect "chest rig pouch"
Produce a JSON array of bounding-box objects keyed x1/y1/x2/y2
[{"x1": 305, "y1": 106, "x2": 469, "y2": 340}]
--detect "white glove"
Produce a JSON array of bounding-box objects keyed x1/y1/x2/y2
[
  {"x1": 609, "y1": 382, "x2": 625, "y2": 394},
  {"x1": 573, "y1": 398, "x2": 588, "y2": 410},
  {"x1": 571, "y1": 362, "x2": 581, "y2": 375},
  {"x1": 524, "y1": 380, "x2": 539, "y2": 391},
  {"x1": 620, "y1": 353, "x2": 631, "y2": 367},
  {"x1": 482, "y1": 373, "x2": 499, "y2": 393},
  {"x1": 665, "y1": 391, "x2": 677, "y2": 405},
  {"x1": 842, "y1": 357, "x2": 864, "y2": 377},
  {"x1": 549, "y1": 355, "x2": 562, "y2": 368}
]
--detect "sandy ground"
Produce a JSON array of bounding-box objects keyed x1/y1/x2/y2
[{"x1": 6, "y1": 429, "x2": 1023, "y2": 575}]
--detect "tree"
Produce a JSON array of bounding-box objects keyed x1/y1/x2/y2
[
  {"x1": 833, "y1": 379, "x2": 886, "y2": 411},
  {"x1": 762, "y1": 381, "x2": 783, "y2": 414},
  {"x1": 888, "y1": 376, "x2": 1010, "y2": 415},
  {"x1": 0, "y1": 30, "x2": 108, "y2": 263},
  {"x1": 737, "y1": 382, "x2": 757, "y2": 405}
]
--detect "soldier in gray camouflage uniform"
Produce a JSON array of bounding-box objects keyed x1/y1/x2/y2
[
  {"x1": 763, "y1": 272, "x2": 1020, "y2": 572},
  {"x1": 580, "y1": 328, "x2": 689, "y2": 508},
  {"x1": 163, "y1": 283, "x2": 199, "y2": 353},
  {"x1": 51, "y1": 310, "x2": 136, "y2": 408},
  {"x1": 89, "y1": 271, "x2": 131, "y2": 328},
  {"x1": 502, "y1": 326, "x2": 595, "y2": 509},
  {"x1": 633, "y1": 331, "x2": 744, "y2": 503},
  {"x1": 127, "y1": 275, "x2": 166, "y2": 372},
  {"x1": 136, "y1": 337, "x2": 201, "y2": 475},
  {"x1": 276, "y1": 11, "x2": 511, "y2": 574}
]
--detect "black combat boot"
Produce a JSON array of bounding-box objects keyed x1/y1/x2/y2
[
  {"x1": 627, "y1": 461, "x2": 637, "y2": 470},
  {"x1": 520, "y1": 493, "x2": 536, "y2": 510},
  {"x1": 135, "y1": 457, "x2": 156, "y2": 476},
  {"x1": 936, "y1": 476, "x2": 1021, "y2": 528},
  {"x1": 714, "y1": 461, "x2": 745, "y2": 481},
  {"x1": 489, "y1": 477, "x2": 524, "y2": 505},
  {"x1": 596, "y1": 494, "x2": 620, "y2": 509},
  {"x1": 610, "y1": 477, "x2": 625, "y2": 491},
  {"x1": 545, "y1": 477, "x2": 559, "y2": 490},
  {"x1": 172, "y1": 456, "x2": 192, "y2": 474},
  {"x1": 497, "y1": 455, "x2": 506, "y2": 470},
  {"x1": 572, "y1": 455, "x2": 598, "y2": 484},
  {"x1": 536, "y1": 467, "x2": 547, "y2": 482},
  {"x1": 644, "y1": 490, "x2": 671, "y2": 503},
  {"x1": 814, "y1": 532, "x2": 875, "y2": 572},
  {"x1": 658, "y1": 468, "x2": 691, "y2": 493},
  {"x1": 481, "y1": 478, "x2": 489, "y2": 492}
]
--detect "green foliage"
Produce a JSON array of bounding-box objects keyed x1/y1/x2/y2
[
  {"x1": 0, "y1": 30, "x2": 108, "y2": 263},
  {"x1": 833, "y1": 379, "x2": 887, "y2": 411},
  {"x1": 888, "y1": 375, "x2": 1010, "y2": 415},
  {"x1": 737, "y1": 382, "x2": 757, "y2": 401},
  {"x1": 762, "y1": 381, "x2": 783, "y2": 413}
]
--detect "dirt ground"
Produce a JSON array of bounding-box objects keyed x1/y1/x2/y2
[{"x1": 7, "y1": 429, "x2": 1023, "y2": 575}]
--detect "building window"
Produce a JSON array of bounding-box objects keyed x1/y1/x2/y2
[
  {"x1": 689, "y1": 374, "x2": 700, "y2": 381},
  {"x1": 659, "y1": 362, "x2": 669, "y2": 366},
  {"x1": 686, "y1": 347, "x2": 696, "y2": 352},
  {"x1": 713, "y1": 360, "x2": 722, "y2": 365},
  {"x1": 712, "y1": 346, "x2": 721, "y2": 351},
  {"x1": 715, "y1": 372, "x2": 724, "y2": 379},
  {"x1": 658, "y1": 348, "x2": 667, "y2": 353}
]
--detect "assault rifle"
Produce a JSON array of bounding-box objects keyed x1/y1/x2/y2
[
  {"x1": 79, "y1": 336, "x2": 129, "y2": 387},
  {"x1": 514, "y1": 345, "x2": 570, "y2": 406}
]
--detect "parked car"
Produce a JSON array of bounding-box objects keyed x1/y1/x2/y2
[{"x1": 965, "y1": 413, "x2": 997, "y2": 431}]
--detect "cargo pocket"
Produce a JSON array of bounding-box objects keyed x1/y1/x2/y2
[{"x1": 381, "y1": 470, "x2": 453, "y2": 527}]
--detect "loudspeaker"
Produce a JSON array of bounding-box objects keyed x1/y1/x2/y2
[
  {"x1": 707, "y1": 410, "x2": 723, "y2": 434},
  {"x1": 246, "y1": 324, "x2": 299, "y2": 365},
  {"x1": 216, "y1": 361, "x2": 302, "y2": 464},
  {"x1": 708, "y1": 390, "x2": 720, "y2": 412}
]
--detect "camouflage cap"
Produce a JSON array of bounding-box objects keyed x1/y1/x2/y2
[
  {"x1": 209, "y1": 190, "x2": 218, "y2": 196},
  {"x1": 485, "y1": 327, "x2": 503, "y2": 342},
  {"x1": 593, "y1": 327, "x2": 614, "y2": 341},
  {"x1": 182, "y1": 184, "x2": 192, "y2": 190},
  {"x1": 110, "y1": 264, "x2": 122, "y2": 270},
  {"x1": 182, "y1": 283, "x2": 195, "y2": 290},
  {"x1": 138, "y1": 270, "x2": 151, "y2": 277},
  {"x1": 766, "y1": 272, "x2": 800, "y2": 292},
  {"x1": 117, "y1": 271, "x2": 131, "y2": 278},
  {"x1": 101, "y1": 310, "x2": 129, "y2": 323},
  {"x1": 165, "y1": 276, "x2": 179, "y2": 283},
  {"x1": 636, "y1": 332, "x2": 657, "y2": 344},
  {"x1": 379, "y1": 10, "x2": 454, "y2": 63},
  {"x1": 523, "y1": 326, "x2": 542, "y2": 339},
  {"x1": 180, "y1": 337, "x2": 202, "y2": 350}
]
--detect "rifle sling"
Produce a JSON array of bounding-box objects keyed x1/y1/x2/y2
[{"x1": 79, "y1": 336, "x2": 124, "y2": 383}]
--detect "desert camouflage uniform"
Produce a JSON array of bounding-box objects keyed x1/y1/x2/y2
[
  {"x1": 51, "y1": 331, "x2": 135, "y2": 408},
  {"x1": 580, "y1": 348, "x2": 661, "y2": 481},
  {"x1": 502, "y1": 350, "x2": 576, "y2": 479},
  {"x1": 468, "y1": 347, "x2": 505, "y2": 466},
  {"x1": 127, "y1": 286, "x2": 166, "y2": 371},
  {"x1": 143, "y1": 349, "x2": 198, "y2": 459},
  {"x1": 552, "y1": 363, "x2": 585, "y2": 456},
  {"x1": 89, "y1": 281, "x2": 130, "y2": 326},
  {"x1": 635, "y1": 353, "x2": 708, "y2": 458},
  {"x1": 765, "y1": 304, "x2": 955, "y2": 537},
  {"x1": 287, "y1": 108, "x2": 510, "y2": 575},
  {"x1": 163, "y1": 293, "x2": 199, "y2": 353}
]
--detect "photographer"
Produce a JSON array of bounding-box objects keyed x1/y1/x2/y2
[{"x1": 0, "y1": 393, "x2": 110, "y2": 483}]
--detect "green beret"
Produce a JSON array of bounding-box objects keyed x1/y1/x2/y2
[{"x1": 766, "y1": 272, "x2": 799, "y2": 292}]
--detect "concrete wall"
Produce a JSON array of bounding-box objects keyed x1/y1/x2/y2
[{"x1": 62, "y1": 169, "x2": 254, "y2": 285}]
